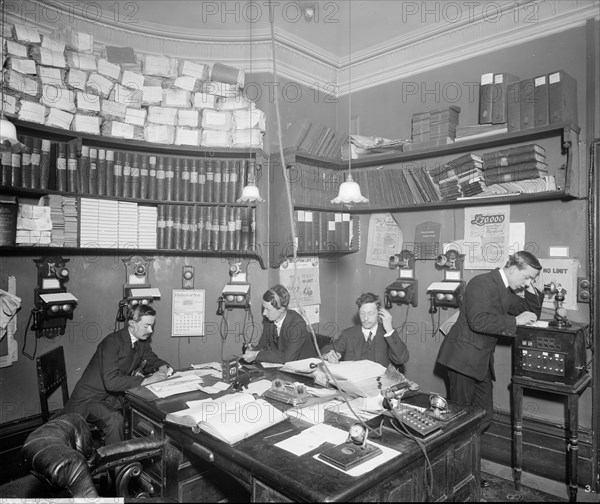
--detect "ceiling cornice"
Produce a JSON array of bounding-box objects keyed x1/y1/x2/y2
[{"x1": 6, "y1": 0, "x2": 599, "y2": 97}]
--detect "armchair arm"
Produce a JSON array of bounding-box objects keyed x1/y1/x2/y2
[
  {"x1": 22, "y1": 414, "x2": 99, "y2": 498},
  {"x1": 91, "y1": 436, "x2": 164, "y2": 474}
]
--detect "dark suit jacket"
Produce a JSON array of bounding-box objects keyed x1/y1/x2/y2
[
  {"x1": 65, "y1": 328, "x2": 169, "y2": 412},
  {"x1": 436, "y1": 268, "x2": 543, "y2": 381},
  {"x1": 255, "y1": 309, "x2": 318, "y2": 364},
  {"x1": 332, "y1": 324, "x2": 409, "y2": 368}
]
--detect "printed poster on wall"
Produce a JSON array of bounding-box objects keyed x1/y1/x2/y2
[
  {"x1": 537, "y1": 258, "x2": 580, "y2": 311},
  {"x1": 464, "y1": 205, "x2": 511, "y2": 270},
  {"x1": 366, "y1": 213, "x2": 403, "y2": 267},
  {"x1": 279, "y1": 257, "x2": 321, "y2": 308}
]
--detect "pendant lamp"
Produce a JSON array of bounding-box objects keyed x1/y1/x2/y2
[
  {"x1": 331, "y1": 1, "x2": 367, "y2": 206},
  {"x1": 236, "y1": 2, "x2": 264, "y2": 204}
]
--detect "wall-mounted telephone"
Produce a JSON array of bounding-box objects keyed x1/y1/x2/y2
[
  {"x1": 427, "y1": 249, "x2": 465, "y2": 313},
  {"x1": 31, "y1": 256, "x2": 78, "y2": 339},
  {"x1": 384, "y1": 250, "x2": 418, "y2": 308},
  {"x1": 219, "y1": 260, "x2": 251, "y2": 312},
  {"x1": 544, "y1": 282, "x2": 570, "y2": 327},
  {"x1": 116, "y1": 255, "x2": 160, "y2": 323}
]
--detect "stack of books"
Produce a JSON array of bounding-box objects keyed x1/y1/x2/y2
[
  {"x1": 283, "y1": 120, "x2": 348, "y2": 161},
  {"x1": 430, "y1": 106, "x2": 460, "y2": 140},
  {"x1": 482, "y1": 144, "x2": 547, "y2": 185},
  {"x1": 431, "y1": 153, "x2": 484, "y2": 200},
  {"x1": 406, "y1": 107, "x2": 460, "y2": 151},
  {"x1": 411, "y1": 112, "x2": 430, "y2": 143}
]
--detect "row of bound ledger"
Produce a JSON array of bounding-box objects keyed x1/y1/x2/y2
[{"x1": 1, "y1": 134, "x2": 260, "y2": 204}]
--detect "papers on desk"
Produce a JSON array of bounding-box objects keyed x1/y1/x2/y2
[
  {"x1": 519, "y1": 319, "x2": 550, "y2": 328},
  {"x1": 144, "y1": 374, "x2": 204, "y2": 398},
  {"x1": 279, "y1": 358, "x2": 321, "y2": 376},
  {"x1": 165, "y1": 392, "x2": 288, "y2": 445},
  {"x1": 260, "y1": 362, "x2": 285, "y2": 369}
]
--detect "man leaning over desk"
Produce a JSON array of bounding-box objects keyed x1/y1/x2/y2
[
  {"x1": 322, "y1": 292, "x2": 409, "y2": 368},
  {"x1": 64, "y1": 304, "x2": 172, "y2": 444}
]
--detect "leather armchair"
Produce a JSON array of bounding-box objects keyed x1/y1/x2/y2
[{"x1": 22, "y1": 413, "x2": 164, "y2": 498}]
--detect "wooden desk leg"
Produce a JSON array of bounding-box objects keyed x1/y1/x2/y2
[
  {"x1": 567, "y1": 393, "x2": 579, "y2": 503},
  {"x1": 512, "y1": 383, "x2": 523, "y2": 491}
]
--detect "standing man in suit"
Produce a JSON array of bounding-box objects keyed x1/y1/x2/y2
[
  {"x1": 436, "y1": 250, "x2": 544, "y2": 433},
  {"x1": 322, "y1": 292, "x2": 409, "y2": 368},
  {"x1": 241, "y1": 284, "x2": 318, "y2": 364},
  {"x1": 64, "y1": 305, "x2": 172, "y2": 444}
]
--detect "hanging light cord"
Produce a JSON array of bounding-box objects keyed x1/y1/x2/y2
[{"x1": 268, "y1": 0, "x2": 383, "y2": 440}]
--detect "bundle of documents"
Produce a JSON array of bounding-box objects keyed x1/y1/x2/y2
[{"x1": 165, "y1": 392, "x2": 287, "y2": 444}]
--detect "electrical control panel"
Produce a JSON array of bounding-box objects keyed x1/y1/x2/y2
[{"x1": 513, "y1": 323, "x2": 588, "y2": 384}]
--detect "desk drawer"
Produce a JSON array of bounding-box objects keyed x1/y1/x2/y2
[{"x1": 131, "y1": 409, "x2": 164, "y2": 439}]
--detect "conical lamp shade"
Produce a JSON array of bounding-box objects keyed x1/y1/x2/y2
[
  {"x1": 237, "y1": 160, "x2": 265, "y2": 203},
  {"x1": 331, "y1": 173, "x2": 368, "y2": 204},
  {"x1": 236, "y1": 183, "x2": 264, "y2": 203}
]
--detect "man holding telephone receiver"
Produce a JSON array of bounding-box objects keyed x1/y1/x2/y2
[{"x1": 323, "y1": 292, "x2": 409, "y2": 369}]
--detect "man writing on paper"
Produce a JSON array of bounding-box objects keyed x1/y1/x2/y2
[
  {"x1": 436, "y1": 251, "x2": 543, "y2": 447},
  {"x1": 64, "y1": 305, "x2": 172, "y2": 444},
  {"x1": 241, "y1": 284, "x2": 318, "y2": 364},
  {"x1": 322, "y1": 292, "x2": 409, "y2": 368}
]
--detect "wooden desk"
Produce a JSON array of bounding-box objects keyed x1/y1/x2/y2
[
  {"x1": 511, "y1": 373, "x2": 591, "y2": 503},
  {"x1": 126, "y1": 369, "x2": 484, "y2": 502}
]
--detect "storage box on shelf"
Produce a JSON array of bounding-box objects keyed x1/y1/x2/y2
[{"x1": 0, "y1": 120, "x2": 268, "y2": 268}]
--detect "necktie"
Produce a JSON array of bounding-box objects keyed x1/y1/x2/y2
[{"x1": 367, "y1": 332, "x2": 373, "y2": 346}]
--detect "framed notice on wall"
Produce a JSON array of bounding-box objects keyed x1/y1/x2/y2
[{"x1": 171, "y1": 289, "x2": 205, "y2": 337}]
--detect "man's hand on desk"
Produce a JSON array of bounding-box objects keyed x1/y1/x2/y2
[
  {"x1": 141, "y1": 365, "x2": 173, "y2": 385},
  {"x1": 516, "y1": 311, "x2": 538, "y2": 326},
  {"x1": 322, "y1": 350, "x2": 341, "y2": 364}
]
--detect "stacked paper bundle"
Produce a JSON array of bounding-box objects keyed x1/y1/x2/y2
[
  {"x1": 138, "y1": 205, "x2": 158, "y2": 248},
  {"x1": 1, "y1": 19, "x2": 266, "y2": 147},
  {"x1": 79, "y1": 198, "x2": 99, "y2": 247},
  {"x1": 97, "y1": 199, "x2": 119, "y2": 247},
  {"x1": 15, "y1": 203, "x2": 52, "y2": 245},
  {"x1": 62, "y1": 197, "x2": 78, "y2": 247},
  {"x1": 117, "y1": 201, "x2": 138, "y2": 248}
]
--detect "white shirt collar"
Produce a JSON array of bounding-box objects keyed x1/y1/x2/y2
[
  {"x1": 362, "y1": 327, "x2": 375, "y2": 341},
  {"x1": 128, "y1": 329, "x2": 137, "y2": 348},
  {"x1": 274, "y1": 312, "x2": 286, "y2": 332},
  {"x1": 499, "y1": 268, "x2": 509, "y2": 288}
]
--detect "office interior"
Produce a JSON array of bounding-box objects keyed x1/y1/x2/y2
[{"x1": 1, "y1": 0, "x2": 599, "y2": 501}]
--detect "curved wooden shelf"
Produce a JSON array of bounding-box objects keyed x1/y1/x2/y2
[{"x1": 0, "y1": 246, "x2": 265, "y2": 269}]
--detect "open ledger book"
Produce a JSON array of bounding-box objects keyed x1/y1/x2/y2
[{"x1": 164, "y1": 392, "x2": 287, "y2": 445}]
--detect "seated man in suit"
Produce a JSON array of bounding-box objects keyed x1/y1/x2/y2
[
  {"x1": 322, "y1": 292, "x2": 409, "y2": 368},
  {"x1": 241, "y1": 284, "x2": 318, "y2": 364},
  {"x1": 64, "y1": 305, "x2": 172, "y2": 444}
]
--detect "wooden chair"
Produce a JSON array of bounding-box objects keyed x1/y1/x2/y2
[
  {"x1": 36, "y1": 346, "x2": 69, "y2": 422},
  {"x1": 36, "y1": 346, "x2": 103, "y2": 445}
]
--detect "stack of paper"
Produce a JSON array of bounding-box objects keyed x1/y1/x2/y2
[
  {"x1": 137, "y1": 205, "x2": 157, "y2": 249},
  {"x1": 118, "y1": 201, "x2": 138, "y2": 248},
  {"x1": 98, "y1": 199, "x2": 119, "y2": 248},
  {"x1": 79, "y1": 198, "x2": 99, "y2": 247}
]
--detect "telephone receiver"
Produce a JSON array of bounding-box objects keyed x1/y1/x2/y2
[
  {"x1": 216, "y1": 296, "x2": 225, "y2": 316},
  {"x1": 30, "y1": 309, "x2": 41, "y2": 331},
  {"x1": 384, "y1": 295, "x2": 392, "y2": 312}
]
